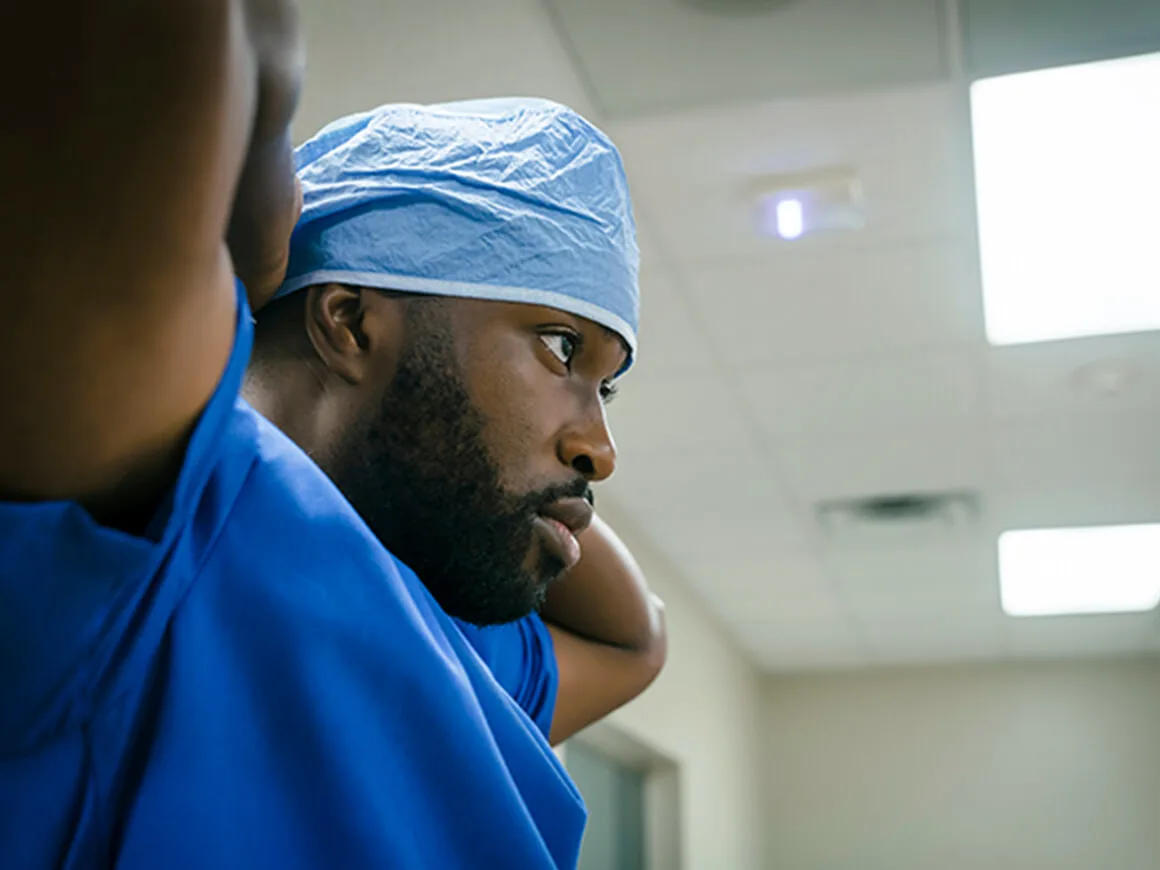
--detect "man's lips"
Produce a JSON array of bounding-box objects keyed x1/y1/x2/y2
[
  {"x1": 538, "y1": 497, "x2": 594, "y2": 536},
  {"x1": 534, "y1": 497, "x2": 593, "y2": 571}
]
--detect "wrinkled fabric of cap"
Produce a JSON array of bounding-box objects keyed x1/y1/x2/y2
[{"x1": 277, "y1": 98, "x2": 641, "y2": 371}]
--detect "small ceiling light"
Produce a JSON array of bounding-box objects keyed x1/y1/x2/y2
[
  {"x1": 999, "y1": 524, "x2": 1160, "y2": 617},
  {"x1": 752, "y1": 166, "x2": 865, "y2": 242},
  {"x1": 775, "y1": 198, "x2": 804, "y2": 240}
]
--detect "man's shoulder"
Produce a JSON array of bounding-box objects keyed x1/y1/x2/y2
[{"x1": 115, "y1": 411, "x2": 582, "y2": 869}]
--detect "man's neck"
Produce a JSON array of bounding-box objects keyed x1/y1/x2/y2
[{"x1": 242, "y1": 365, "x2": 324, "y2": 460}]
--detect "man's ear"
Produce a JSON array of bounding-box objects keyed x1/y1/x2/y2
[
  {"x1": 303, "y1": 284, "x2": 366, "y2": 385},
  {"x1": 303, "y1": 284, "x2": 403, "y2": 387}
]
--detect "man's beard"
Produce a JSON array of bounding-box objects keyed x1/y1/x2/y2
[{"x1": 327, "y1": 300, "x2": 587, "y2": 626}]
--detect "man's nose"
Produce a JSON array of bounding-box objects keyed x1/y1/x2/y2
[{"x1": 558, "y1": 406, "x2": 617, "y2": 482}]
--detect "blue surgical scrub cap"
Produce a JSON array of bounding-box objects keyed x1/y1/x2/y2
[{"x1": 277, "y1": 98, "x2": 640, "y2": 369}]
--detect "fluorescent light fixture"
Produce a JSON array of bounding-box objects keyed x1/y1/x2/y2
[
  {"x1": 970, "y1": 52, "x2": 1160, "y2": 345},
  {"x1": 776, "y1": 198, "x2": 804, "y2": 240},
  {"x1": 999, "y1": 524, "x2": 1160, "y2": 617}
]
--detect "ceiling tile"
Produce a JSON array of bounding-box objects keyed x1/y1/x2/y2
[
  {"x1": 682, "y1": 242, "x2": 984, "y2": 368},
  {"x1": 630, "y1": 231, "x2": 719, "y2": 382},
  {"x1": 608, "y1": 375, "x2": 750, "y2": 454},
  {"x1": 1004, "y1": 613, "x2": 1158, "y2": 659},
  {"x1": 1146, "y1": 624, "x2": 1160, "y2": 653},
  {"x1": 603, "y1": 446, "x2": 809, "y2": 560},
  {"x1": 962, "y1": 0, "x2": 1160, "y2": 79},
  {"x1": 984, "y1": 332, "x2": 1160, "y2": 422},
  {"x1": 643, "y1": 505, "x2": 813, "y2": 568},
  {"x1": 830, "y1": 539, "x2": 1007, "y2": 667},
  {"x1": 856, "y1": 610, "x2": 1007, "y2": 666},
  {"x1": 728, "y1": 611, "x2": 867, "y2": 673},
  {"x1": 775, "y1": 428, "x2": 988, "y2": 504},
  {"x1": 739, "y1": 350, "x2": 983, "y2": 441},
  {"x1": 984, "y1": 478, "x2": 1160, "y2": 535},
  {"x1": 547, "y1": 0, "x2": 947, "y2": 118},
  {"x1": 295, "y1": 0, "x2": 593, "y2": 139},
  {"x1": 825, "y1": 542, "x2": 1000, "y2": 618},
  {"x1": 609, "y1": 83, "x2": 972, "y2": 266},
  {"x1": 607, "y1": 434, "x2": 759, "y2": 494},
  {"x1": 680, "y1": 552, "x2": 840, "y2": 625},
  {"x1": 991, "y1": 412, "x2": 1160, "y2": 488}
]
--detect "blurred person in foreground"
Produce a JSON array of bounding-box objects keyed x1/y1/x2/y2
[{"x1": 0, "y1": 3, "x2": 663, "y2": 868}]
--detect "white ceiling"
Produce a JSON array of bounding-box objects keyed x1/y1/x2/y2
[{"x1": 296, "y1": 0, "x2": 1160, "y2": 672}]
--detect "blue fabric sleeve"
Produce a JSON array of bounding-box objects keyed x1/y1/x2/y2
[{"x1": 454, "y1": 615, "x2": 558, "y2": 740}]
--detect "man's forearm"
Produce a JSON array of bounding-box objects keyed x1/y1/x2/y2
[{"x1": 540, "y1": 515, "x2": 665, "y2": 654}]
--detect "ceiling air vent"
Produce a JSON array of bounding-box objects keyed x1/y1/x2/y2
[{"x1": 817, "y1": 491, "x2": 978, "y2": 546}]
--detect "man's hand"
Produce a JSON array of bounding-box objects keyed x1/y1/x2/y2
[
  {"x1": 229, "y1": 141, "x2": 302, "y2": 310},
  {"x1": 0, "y1": 0, "x2": 302, "y2": 522},
  {"x1": 541, "y1": 516, "x2": 667, "y2": 745},
  {"x1": 229, "y1": 0, "x2": 304, "y2": 310}
]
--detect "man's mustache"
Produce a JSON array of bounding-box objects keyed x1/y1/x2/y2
[{"x1": 525, "y1": 477, "x2": 593, "y2": 513}]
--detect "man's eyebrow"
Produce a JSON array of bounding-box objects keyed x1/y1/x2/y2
[
  {"x1": 595, "y1": 325, "x2": 631, "y2": 368},
  {"x1": 597, "y1": 325, "x2": 619, "y2": 343}
]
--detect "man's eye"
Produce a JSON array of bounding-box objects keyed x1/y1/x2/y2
[{"x1": 541, "y1": 333, "x2": 577, "y2": 368}]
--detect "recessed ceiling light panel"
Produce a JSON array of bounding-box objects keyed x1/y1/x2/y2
[
  {"x1": 999, "y1": 524, "x2": 1160, "y2": 617},
  {"x1": 970, "y1": 52, "x2": 1160, "y2": 346}
]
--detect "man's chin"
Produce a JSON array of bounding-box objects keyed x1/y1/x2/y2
[
  {"x1": 433, "y1": 572, "x2": 548, "y2": 627},
  {"x1": 409, "y1": 535, "x2": 566, "y2": 626},
  {"x1": 529, "y1": 539, "x2": 568, "y2": 588}
]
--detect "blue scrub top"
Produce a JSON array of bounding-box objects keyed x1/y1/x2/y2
[{"x1": 0, "y1": 283, "x2": 586, "y2": 869}]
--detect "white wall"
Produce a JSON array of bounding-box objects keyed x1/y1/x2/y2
[
  {"x1": 762, "y1": 658, "x2": 1160, "y2": 870},
  {"x1": 600, "y1": 504, "x2": 766, "y2": 870}
]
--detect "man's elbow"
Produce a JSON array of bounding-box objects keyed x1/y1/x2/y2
[{"x1": 632, "y1": 594, "x2": 668, "y2": 692}]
